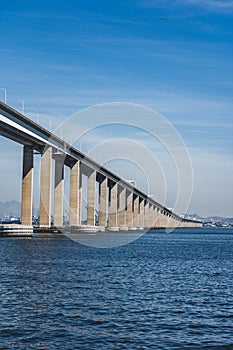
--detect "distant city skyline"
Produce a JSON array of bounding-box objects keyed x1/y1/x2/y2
[{"x1": 0, "y1": 0, "x2": 232, "y2": 217}]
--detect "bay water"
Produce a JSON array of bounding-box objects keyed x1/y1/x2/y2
[{"x1": 1, "y1": 228, "x2": 233, "y2": 349}]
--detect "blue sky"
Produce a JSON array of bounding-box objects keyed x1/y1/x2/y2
[{"x1": 0, "y1": 0, "x2": 233, "y2": 217}]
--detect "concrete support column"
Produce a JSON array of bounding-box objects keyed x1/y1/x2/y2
[
  {"x1": 21, "y1": 146, "x2": 34, "y2": 226},
  {"x1": 166, "y1": 215, "x2": 170, "y2": 228},
  {"x1": 170, "y1": 216, "x2": 175, "y2": 228},
  {"x1": 151, "y1": 206, "x2": 157, "y2": 228},
  {"x1": 144, "y1": 202, "x2": 150, "y2": 228},
  {"x1": 40, "y1": 146, "x2": 52, "y2": 227},
  {"x1": 133, "y1": 195, "x2": 139, "y2": 227},
  {"x1": 149, "y1": 204, "x2": 153, "y2": 228},
  {"x1": 54, "y1": 157, "x2": 64, "y2": 227},
  {"x1": 154, "y1": 208, "x2": 160, "y2": 228},
  {"x1": 118, "y1": 188, "x2": 126, "y2": 227},
  {"x1": 176, "y1": 218, "x2": 180, "y2": 228},
  {"x1": 182, "y1": 219, "x2": 186, "y2": 227},
  {"x1": 126, "y1": 191, "x2": 133, "y2": 227},
  {"x1": 160, "y1": 211, "x2": 165, "y2": 228},
  {"x1": 99, "y1": 177, "x2": 107, "y2": 227},
  {"x1": 109, "y1": 182, "x2": 118, "y2": 227},
  {"x1": 174, "y1": 217, "x2": 178, "y2": 228},
  {"x1": 87, "y1": 170, "x2": 96, "y2": 226},
  {"x1": 167, "y1": 214, "x2": 171, "y2": 228},
  {"x1": 139, "y1": 199, "x2": 145, "y2": 228},
  {"x1": 69, "y1": 161, "x2": 82, "y2": 226},
  {"x1": 149, "y1": 205, "x2": 153, "y2": 228},
  {"x1": 156, "y1": 209, "x2": 162, "y2": 228},
  {"x1": 150, "y1": 205, "x2": 154, "y2": 228},
  {"x1": 163, "y1": 213, "x2": 169, "y2": 228}
]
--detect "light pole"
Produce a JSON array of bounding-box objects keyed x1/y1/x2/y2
[
  {"x1": 19, "y1": 98, "x2": 25, "y2": 114},
  {"x1": 0, "y1": 88, "x2": 7, "y2": 104}
]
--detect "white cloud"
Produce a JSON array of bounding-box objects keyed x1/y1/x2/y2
[
  {"x1": 187, "y1": 0, "x2": 233, "y2": 11},
  {"x1": 140, "y1": 0, "x2": 233, "y2": 12}
]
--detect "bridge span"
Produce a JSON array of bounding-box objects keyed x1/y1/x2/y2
[{"x1": 0, "y1": 102, "x2": 202, "y2": 231}]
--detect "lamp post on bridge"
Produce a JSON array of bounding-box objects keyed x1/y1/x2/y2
[
  {"x1": 0, "y1": 88, "x2": 7, "y2": 104},
  {"x1": 19, "y1": 98, "x2": 25, "y2": 114}
]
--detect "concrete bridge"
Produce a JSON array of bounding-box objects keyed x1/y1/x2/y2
[{"x1": 0, "y1": 102, "x2": 202, "y2": 231}]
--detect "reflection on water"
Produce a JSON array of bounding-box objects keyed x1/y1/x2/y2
[
  {"x1": 64, "y1": 230, "x2": 146, "y2": 248},
  {"x1": 1, "y1": 228, "x2": 233, "y2": 349}
]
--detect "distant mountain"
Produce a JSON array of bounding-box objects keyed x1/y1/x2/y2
[
  {"x1": 0, "y1": 201, "x2": 39, "y2": 218},
  {"x1": 205, "y1": 216, "x2": 233, "y2": 224},
  {"x1": 183, "y1": 213, "x2": 233, "y2": 224},
  {"x1": 0, "y1": 200, "x2": 21, "y2": 217}
]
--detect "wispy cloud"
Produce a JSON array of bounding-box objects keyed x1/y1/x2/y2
[
  {"x1": 139, "y1": 0, "x2": 233, "y2": 13},
  {"x1": 187, "y1": 0, "x2": 233, "y2": 12},
  {"x1": 19, "y1": 86, "x2": 233, "y2": 128}
]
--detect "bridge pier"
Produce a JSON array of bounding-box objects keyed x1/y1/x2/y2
[
  {"x1": 118, "y1": 187, "x2": 126, "y2": 227},
  {"x1": 151, "y1": 205, "x2": 156, "y2": 228},
  {"x1": 54, "y1": 155, "x2": 64, "y2": 227},
  {"x1": 40, "y1": 146, "x2": 52, "y2": 227},
  {"x1": 149, "y1": 204, "x2": 153, "y2": 228},
  {"x1": 99, "y1": 176, "x2": 107, "y2": 227},
  {"x1": 133, "y1": 195, "x2": 139, "y2": 227},
  {"x1": 109, "y1": 182, "x2": 118, "y2": 228},
  {"x1": 69, "y1": 161, "x2": 82, "y2": 226},
  {"x1": 144, "y1": 201, "x2": 149, "y2": 228},
  {"x1": 153, "y1": 207, "x2": 159, "y2": 227},
  {"x1": 139, "y1": 198, "x2": 145, "y2": 228},
  {"x1": 126, "y1": 190, "x2": 133, "y2": 227},
  {"x1": 21, "y1": 146, "x2": 34, "y2": 226},
  {"x1": 87, "y1": 170, "x2": 96, "y2": 226},
  {"x1": 159, "y1": 210, "x2": 164, "y2": 228}
]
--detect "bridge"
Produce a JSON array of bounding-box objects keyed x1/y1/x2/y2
[{"x1": 0, "y1": 102, "x2": 202, "y2": 231}]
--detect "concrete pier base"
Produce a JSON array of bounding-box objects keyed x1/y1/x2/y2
[
  {"x1": 68, "y1": 225, "x2": 105, "y2": 233},
  {"x1": 119, "y1": 226, "x2": 129, "y2": 231},
  {"x1": 108, "y1": 226, "x2": 120, "y2": 232}
]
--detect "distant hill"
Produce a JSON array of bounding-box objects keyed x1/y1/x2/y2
[
  {"x1": 183, "y1": 213, "x2": 233, "y2": 224},
  {"x1": 205, "y1": 216, "x2": 233, "y2": 224},
  {"x1": 0, "y1": 200, "x2": 21, "y2": 217},
  {"x1": 0, "y1": 200, "x2": 38, "y2": 218}
]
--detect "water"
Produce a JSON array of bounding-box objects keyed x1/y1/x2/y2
[{"x1": 1, "y1": 228, "x2": 233, "y2": 349}]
